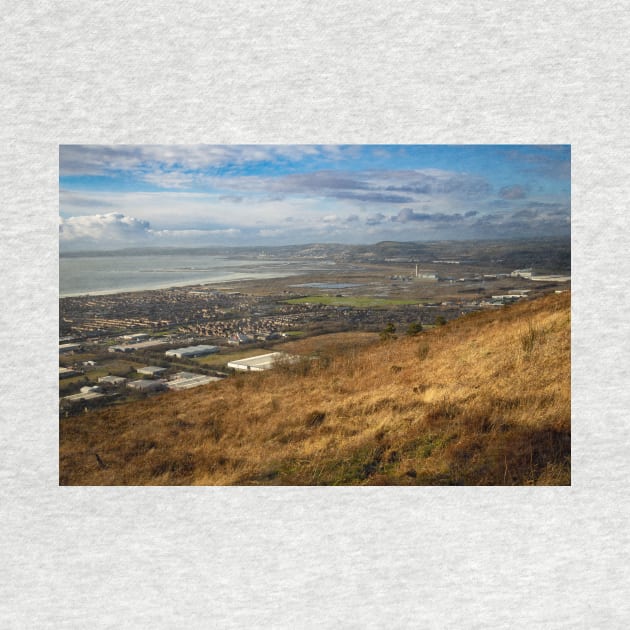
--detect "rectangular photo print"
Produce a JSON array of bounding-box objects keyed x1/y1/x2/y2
[{"x1": 59, "y1": 145, "x2": 570, "y2": 485}]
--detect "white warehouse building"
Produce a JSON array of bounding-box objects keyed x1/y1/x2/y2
[
  {"x1": 167, "y1": 372, "x2": 223, "y2": 391},
  {"x1": 137, "y1": 365, "x2": 168, "y2": 377},
  {"x1": 227, "y1": 352, "x2": 296, "y2": 372}
]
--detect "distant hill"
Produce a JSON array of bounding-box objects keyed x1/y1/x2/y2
[
  {"x1": 59, "y1": 292, "x2": 570, "y2": 485},
  {"x1": 60, "y1": 237, "x2": 570, "y2": 274}
]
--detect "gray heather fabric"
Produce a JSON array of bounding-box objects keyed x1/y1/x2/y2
[{"x1": 1, "y1": 1, "x2": 629, "y2": 627}]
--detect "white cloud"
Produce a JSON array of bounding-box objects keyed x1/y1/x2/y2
[
  {"x1": 60, "y1": 189, "x2": 348, "y2": 231},
  {"x1": 59, "y1": 213, "x2": 152, "y2": 244},
  {"x1": 59, "y1": 213, "x2": 242, "y2": 250}
]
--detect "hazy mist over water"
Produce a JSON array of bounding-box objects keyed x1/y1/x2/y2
[{"x1": 60, "y1": 253, "x2": 312, "y2": 297}]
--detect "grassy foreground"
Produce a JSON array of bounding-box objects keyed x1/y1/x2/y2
[{"x1": 59, "y1": 292, "x2": 570, "y2": 485}]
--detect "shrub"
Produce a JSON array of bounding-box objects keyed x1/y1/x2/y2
[
  {"x1": 520, "y1": 322, "x2": 539, "y2": 354},
  {"x1": 417, "y1": 343, "x2": 429, "y2": 361},
  {"x1": 305, "y1": 410, "x2": 326, "y2": 428}
]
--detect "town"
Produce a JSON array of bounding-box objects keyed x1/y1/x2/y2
[{"x1": 60, "y1": 244, "x2": 570, "y2": 417}]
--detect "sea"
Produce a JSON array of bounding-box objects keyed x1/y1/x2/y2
[{"x1": 60, "y1": 253, "x2": 322, "y2": 297}]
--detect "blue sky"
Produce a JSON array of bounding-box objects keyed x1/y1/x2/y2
[{"x1": 59, "y1": 145, "x2": 570, "y2": 250}]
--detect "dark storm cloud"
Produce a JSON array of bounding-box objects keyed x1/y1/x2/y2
[
  {"x1": 335, "y1": 191, "x2": 413, "y2": 203},
  {"x1": 469, "y1": 204, "x2": 570, "y2": 238},
  {"x1": 394, "y1": 208, "x2": 466, "y2": 223},
  {"x1": 395, "y1": 208, "x2": 432, "y2": 222},
  {"x1": 60, "y1": 145, "x2": 332, "y2": 178},
  {"x1": 60, "y1": 145, "x2": 146, "y2": 176},
  {"x1": 487, "y1": 199, "x2": 517, "y2": 210},
  {"x1": 264, "y1": 171, "x2": 413, "y2": 203},
  {"x1": 383, "y1": 171, "x2": 492, "y2": 198},
  {"x1": 509, "y1": 202, "x2": 570, "y2": 220},
  {"x1": 366, "y1": 213, "x2": 387, "y2": 225},
  {"x1": 524, "y1": 201, "x2": 568, "y2": 213},
  {"x1": 269, "y1": 171, "x2": 372, "y2": 193},
  {"x1": 499, "y1": 185, "x2": 527, "y2": 200},
  {"x1": 500, "y1": 146, "x2": 570, "y2": 179},
  {"x1": 228, "y1": 169, "x2": 492, "y2": 205},
  {"x1": 512, "y1": 209, "x2": 539, "y2": 219},
  {"x1": 385, "y1": 183, "x2": 431, "y2": 194}
]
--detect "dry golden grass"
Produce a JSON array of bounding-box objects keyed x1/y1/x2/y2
[{"x1": 59, "y1": 292, "x2": 570, "y2": 485}]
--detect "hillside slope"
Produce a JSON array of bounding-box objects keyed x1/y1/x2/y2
[{"x1": 60, "y1": 292, "x2": 570, "y2": 485}]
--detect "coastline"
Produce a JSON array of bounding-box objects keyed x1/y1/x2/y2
[{"x1": 59, "y1": 268, "x2": 309, "y2": 298}]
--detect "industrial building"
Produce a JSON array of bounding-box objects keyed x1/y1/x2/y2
[
  {"x1": 108, "y1": 339, "x2": 166, "y2": 353},
  {"x1": 227, "y1": 352, "x2": 295, "y2": 372},
  {"x1": 98, "y1": 375, "x2": 127, "y2": 387},
  {"x1": 491, "y1": 295, "x2": 522, "y2": 302},
  {"x1": 59, "y1": 343, "x2": 81, "y2": 354},
  {"x1": 62, "y1": 390, "x2": 104, "y2": 402},
  {"x1": 165, "y1": 345, "x2": 220, "y2": 359},
  {"x1": 80, "y1": 385, "x2": 101, "y2": 394},
  {"x1": 123, "y1": 333, "x2": 149, "y2": 341},
  {"x1": 59, "y1": 367, "x2": 80, "y2": 379},
  {"x1": 415, "y1": 270, "x2": 439, "y2": 281},
  {"x1": 137, "y1": 365, "x2": 168, "y2": 377},
  {"x1": 166, "y1": 372, "x2": 223, "y2": 391},
  {"x1": 126, "y1": 379, "x2": 166, "y2": 392}
]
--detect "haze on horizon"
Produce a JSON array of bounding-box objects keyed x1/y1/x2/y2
[{"x1": 59, "y1": 144, "x2": 570, "y2": 252}]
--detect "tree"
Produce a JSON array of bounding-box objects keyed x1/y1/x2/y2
[
  {"x1": 434, "y1": 316, "x2": 446, "y2": 327},
  {"x1": 406, "y1": 322, "x2": 423, "y2": 336}
]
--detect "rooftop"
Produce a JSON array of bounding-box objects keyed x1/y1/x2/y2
[
  {"x1": 165, "y1": 345, "x2": 219, "y2": 357},
  {"x1": 137, "y1": 365, "x2": 168, "y2": 375},
  {"x1": 227, "y1": 352, "x2": 295, "y2": 372},
  {"x1": 167, "y1": 372, "x2": 222, "y2": 390},
  {"x1": 109, "y1": 339, "x2": 167, "y2": 352},
  {"x1": 62, "y1": 391, "x2": 105, "y2": 402},
  {"x1": 127, "y1": 379, "x2": 166, "y2": 391},
  {"x1": 98, "y1": 375, "x2": 127, "y2": 385}
]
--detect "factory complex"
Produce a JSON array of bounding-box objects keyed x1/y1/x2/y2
[
  {"x1": 227, "y1": 352, "x2": 297, "y2": 372},
  {"x1": 165, "y1": 345, "x2": 220, "y2": 359},
  {"x1": 167, "y1": 372, "x2": 223, "y2": 390}
]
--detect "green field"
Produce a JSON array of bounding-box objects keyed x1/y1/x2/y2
[{"x1": 284, "y1": 295, "x2": 423, "y2": 307}]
